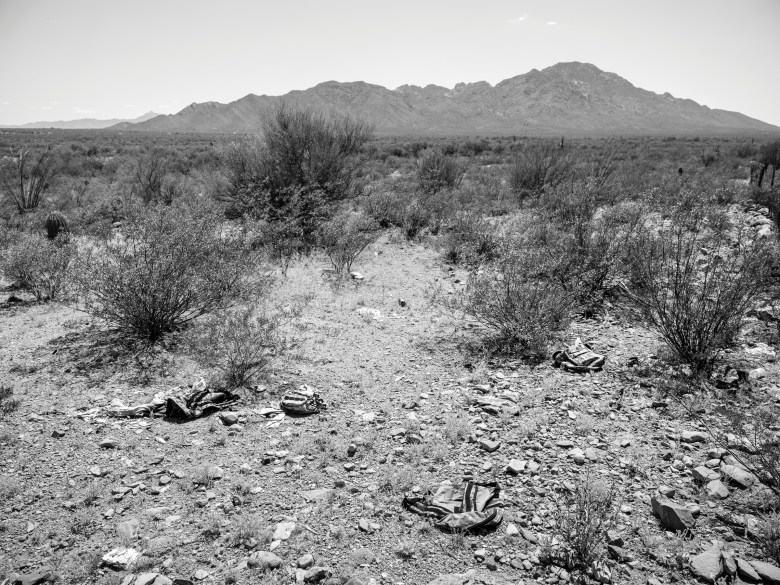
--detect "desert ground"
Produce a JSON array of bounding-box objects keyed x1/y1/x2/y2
[{"x1": 1, "y1": 128, "x2": 780, "y2": 585}]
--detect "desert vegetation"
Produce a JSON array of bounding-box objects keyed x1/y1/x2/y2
[{"x1": 2, "y1": 121, "x2": 780, "y2": 585}]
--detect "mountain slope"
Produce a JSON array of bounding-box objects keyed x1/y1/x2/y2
[
  {"x1": 1, "y1": 111, "x2": 161, "y2": 130},
  {"x1": 121, "y1": 63, "x2": 779, "y2": 135}
]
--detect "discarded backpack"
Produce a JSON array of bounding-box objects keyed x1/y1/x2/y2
[
  {"x1": 553, "y1": 338, "x2": 605, "y2": 373},
  {"x1": 402, "y1": 480, "x2": 503, "y2": 533},
  {"x1": 165, "y1": 388, "x2": 240, "y2": 420},
  {"x1": 280, "y1": 385, "x2": 327, "y2": 415}
]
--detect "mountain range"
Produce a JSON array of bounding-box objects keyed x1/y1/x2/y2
[
  {"x1": 4, "y1": 63, "x2": 778, "y2": 135},
  {"x1": 1, "y1": 111, "x2": 160, "y2": 130}
]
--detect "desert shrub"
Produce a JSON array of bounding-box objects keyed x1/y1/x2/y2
[
  {"x1": 219, "y1": 104, "x2": 373, "y2": 243},
  {"x1": 363, "y1": 187, "x2": 408, "y2": 228},
  {"x1": 441, "y1": 210, "x2": 499, "y2": 266},
  {"x1": 0, "y1": 232, "x2": 75, "y2": 301},
  {"x1": 187, "y1": 303, "x2": 299, "y2": 389},
  {"x1": 134, "y1": 151, "x2": 170, "y2": 204},
  {"x1": 734, "y1": 142, "x2": 757, "y2": 159},
  {"x1": 317, "y1": 211, "x2": 380, "y2": 276},
  {"x1": 551, "y1": 474, "x2": 618, "y2": 570},
  {"x1": 72, "y1": 199, "x2": 254, "y2": 342},
  {"x1": 710, "y1": 404, "x2": 780, "y2": 502},
  {"x1": 0, "y1": 147, "x2": 56, "y2": 214},
  {"x1": 0, "y1": 386, "x2": 20, "y2": 420},
  {"x1": 401, "y1": 200, "x2": 433, "y2": 240},
  {"x1": 622, "y1": 214, "x2": 773, "y2": 374},
  {"x1": 440, "y1": 247, "x2": 574, "y2": 358},
  {"x1": 758, "y1": 512, "x2": 780, "y2": 564},
  {"x1": 510, "y1": 140, "x2": 575, "y2": 197},
  {"x1": 417, "y1": 151, "x2": 466, "y2": 194}
]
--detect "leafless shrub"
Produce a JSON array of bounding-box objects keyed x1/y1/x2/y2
[
  {"x1": 439, "y1": 247, "x2": 574, "y2": 359},
  {"x1": 72, "y1": 198, "x2": 255, "y2": 342},
  {"x1": 622, "y1": 214, "x2": 774, "y2": 374},
  {"x1": 187, "y1": 302, "x2": 301, "y2": 389},
  {"x1": 551, "y1": 473, "x2": 618, "y2": 569},
  {"x1": 510, "y1": 140, "x2": 575, "y2": 197},
  {"x1": 317, "y1": 211, "x2": 380, "y2": 277},
  {"x1": 0, "y1": 147, "x2": 56, "y2": 214},
  {"x1": 0, "y1": 386, "x2": 20, "y2": 420},
  {"x1": 417, "y1": 151, "x2": 466, "y2": 194}
]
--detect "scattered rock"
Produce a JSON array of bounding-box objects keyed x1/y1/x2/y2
[
  {"x1": 116, "y1": 517, "x2": 140, "y2": 539},
  {"x1": 681, "y1": 430, "x2": 707, "y2": 443},
  {"x1": 303, "y1": 566, "x2": 330, "y2": 582},
  {"x1": 102, "y1": 547, "x2": 141, "y2": 569},
  {"x1": 272, "y1": 521, "x2": 296, "y2": 540},
  {"x1": 750, "y1": 560, "x2": 780, "y2": 584},
  {"x1": 651, "y1": 496, "x2": 696, "y2": 532},
  {"x1": 689, "y1": 544, "x2": 722, "y2": 583},
  {"x1": 721, "y1": 464, "x2": 755, "y2": 489},
  {"x1": 248, "y1": 551, "x2": 283, "y2": 571},
  {"x1": 736, "y1": 558, "x2": 761, "y2": 582}
]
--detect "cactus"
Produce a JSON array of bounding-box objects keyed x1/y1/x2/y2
[{"x1": 45, "y1": 211, "x2": 69, "y2": 240}]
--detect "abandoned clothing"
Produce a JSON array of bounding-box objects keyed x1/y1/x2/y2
[{"x1": 402, "y1": 480, "x2": 503, "y2": 533}]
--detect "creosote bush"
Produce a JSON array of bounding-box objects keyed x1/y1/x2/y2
[
  {"x1": 551, "y1": 473, "x2": 618, "y2": 570},
  {"x1": 622, "y1": 213, "x2": 773, "y2": 374},
  {"x1": 440, "y1": 246, "x2": 574, "y2": 359},
  {"x1": 219, "y1": 103, "x2": 373, "y2": 245},
  {"x1": 0, "y1": 232, "x2": 75, "y2": 301},
  {"x1": 186, "y1": 302, "x2": 301, "y2": 390},
  {"x1": 510, "y1": 140, "x2": 575, "y2": 197},
  {"x1": 417, "y1": 151, "x2": 466, "y2": 194},
  {"x1": 73, "y1": 198, "x2": 254, "y2": 342},
  {"x1": 317, "y1": 211, "x2": 380, "y2": 277}
]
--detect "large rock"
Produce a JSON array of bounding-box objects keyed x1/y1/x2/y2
[
  {"x1": 248, "y1": 551, "x2": 283, "y2": 571},
  {"x1": 272, "y1": 521, "x2": 296, "y2": 540},
  {"x1": 651, "y1": 496, "x2": 695, "y2": 532},
  {"x1": 721, "y1": 464, "x2": 755, "y2": 488},
  {"x1": 689, "y1": 545, "x2": 722, "y2": 583},
  {"x1": 102, "y1": 547, "x2": 141, "y2": 569},
  {"x1": 750, "y1": 560, "x2": 780, "y2": 584},
  {"x1": 9, "y1": 569, "x2": 55, "y2": 585},
  {"x1": 736, "y1": 558, "x2": 761, "y2": 582},
  {"x1": 303, "y1": 566, "x2": 330, "y2": 583},
  {"x1": 705, "y1": 480, "x2": 730, "y2": 499},
  {"x1": 692, "y1": 466, "x2": 720, "y2": 483},
  {"x1": 681, "y1": 430, "x2": 707, "y2": 443}
]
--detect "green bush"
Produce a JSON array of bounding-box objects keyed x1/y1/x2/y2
[
  {"x1": 0, "y1": 232, "x2": 75, "y2": 301},
  {"x1": 72, "y1": 199, "x2": 254, "y2": 342}
]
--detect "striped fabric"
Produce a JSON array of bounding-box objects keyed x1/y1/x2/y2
[
  {"x1": 280, "y1": 385, "x2": 327, "y2": 415},
  {"x1": 402, "y1": 480, "x2": 503, "y2": 533}
]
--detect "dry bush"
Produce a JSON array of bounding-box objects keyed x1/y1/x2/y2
[
  {"x1": 0, "y1": 147, "x2": 56, "y2": 214},
  {"x1": 551, "y1": 473, "x2": 618, "y2": 569},
  {"x1": 510, "y1": 140, "x2": 575, "y2": 197},
  {"x1": 441, "y1": 210, "x2": 500, "y2": 267},
  {"x1": 72, "y1": 199, "x2": 255, "y2": 342},
  {"x1": 758, "y1": 512, "x2": 780, "y2": 564},
  {"x1": 219, "y1": 103, "x2": 373, "y2": 243},
  {"x1": 0, "y1": 386, "x2": 20, "y2": 420},
  {"x1": 440, "y1": 247, "x2": 574, "y2": 359},
  {"x1": 622, "y1": 213, "x2": 773, "y2": 374},
  {"x1": 187, "y1": 302, "x2": 301, "y2": 390},
  {"x1": 0, "y1": 232, "x2": 76, "y2": 301},
  {"x1": 417, "y1": 151, "x2": 466, "y2": 194},
  {"x1": 317, "y1": 211, "x2": 380, "y2": 276}
]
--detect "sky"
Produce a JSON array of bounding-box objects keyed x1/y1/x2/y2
[{"x1": 1, "y1": 0, "x2": 779, "y2": 126}]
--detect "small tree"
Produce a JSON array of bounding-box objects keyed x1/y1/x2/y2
[
  {"x1": 0, "y1": 147, "x2": 56, "y2": 214},
  {"x1": 220, "y1": 103, "x2": 373, "y2": 244}
]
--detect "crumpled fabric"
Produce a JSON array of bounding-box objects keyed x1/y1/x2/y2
[
  {"x1": 402, "y1": 480, "x2": 503, "y2": 533},
  {"x1": 107, "y1": 380, "x2": 240, "y2": 420},
  {"x1": 553, "y1": 338, "x2": 605, "y2": 373}
]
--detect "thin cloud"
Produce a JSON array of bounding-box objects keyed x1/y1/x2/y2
[
  {"x1": 41, "y1": 106, "x2": 53, "y2": 110},
  {"x1": 546, "y1": 21, "x2": 558, "y2": 26},
  {"x1": 74, "y1": 108, "x2": 97, "y2": 114},
  {"x1": 124, "y1": 104, "x2": 136, "y2": 108},
  {"x1": 1, "y1": 101, "x2": 10, "y2": 105},
  {"x1": 514, "y1": 14, "x2": 528, "y2": 22},
  {"x1": 157, "y1": 104, "x2": 171, "y2": 109},
  {"x1": 48, "y1": 100, "x2": 60, "y2": 104}
]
